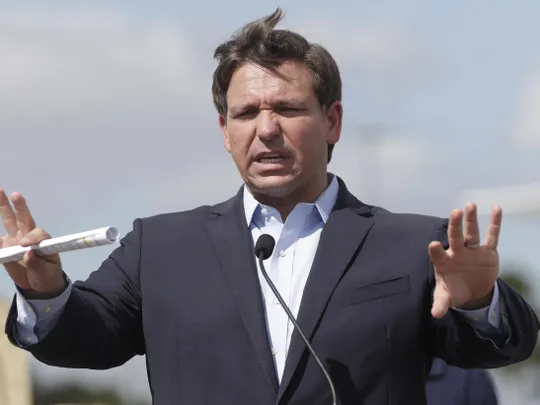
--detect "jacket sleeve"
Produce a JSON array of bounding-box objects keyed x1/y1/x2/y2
[
  {"x1": 427, "y1": 219, "x2": 540, "y2": 369},
  {"x1": 4, "y1": 219, "x2": 145, "y2": 369}
]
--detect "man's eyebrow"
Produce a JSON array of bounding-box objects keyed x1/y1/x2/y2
[
  {"x1": 228, "y1": 99, "x2": 308, "y2": 115},
  {"x1": 229, "y1": 104, "x2": 254, "y2": 115},
  {"x1": 274, "y1": 99, "x2": 308, "y2": 108}
]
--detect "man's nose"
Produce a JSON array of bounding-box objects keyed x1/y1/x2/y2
[{"x1": 256, "y1": 111, "x2": 281, "y2": 141}]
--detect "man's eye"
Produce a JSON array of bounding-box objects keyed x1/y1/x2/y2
[
  {"x1": 237, "y1": 110, "x2": 256, "y2": 118},
  {"x1": 277, "y1": 107, "x2": 303, "y2": 115}
]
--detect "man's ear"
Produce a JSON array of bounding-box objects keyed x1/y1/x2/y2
[
  {"x1": 219, "y1": 115, "x2": 231, "y2": 153},
  {"x1": 325, "y1": 100, "x2": 343, "y2": 146}
]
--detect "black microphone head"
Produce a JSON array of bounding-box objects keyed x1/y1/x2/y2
[{"x1": 254, "y1": 234, "x2": 275, "y2": 260}]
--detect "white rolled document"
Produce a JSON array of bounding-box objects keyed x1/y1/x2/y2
[{"x1": 0, "y1": 226, "x2": 120, "y2": 265}]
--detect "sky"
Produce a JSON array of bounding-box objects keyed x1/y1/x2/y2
[{"x1": 1, "y1": 1, "x2": 540, "y2": 403}]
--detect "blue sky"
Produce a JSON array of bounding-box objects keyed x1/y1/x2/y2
[{"x1": 1, "y1": 2, "x2": 539, "y2": 403}]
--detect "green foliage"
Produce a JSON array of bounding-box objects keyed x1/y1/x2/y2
[
  {"x1": 32, "y1": 382, "x2": 150, "y2": 405},
  {"x1": 501, "y1": 271, "x2": 532, "y2": 300}
]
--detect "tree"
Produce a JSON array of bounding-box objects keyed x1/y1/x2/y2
[{"x1": 32, "y1": 381, "x2": 150, "y2": 405}]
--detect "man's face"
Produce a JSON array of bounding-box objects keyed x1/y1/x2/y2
[{"x1": 219, "y1": 61, "x2": 342, "y2": 199}]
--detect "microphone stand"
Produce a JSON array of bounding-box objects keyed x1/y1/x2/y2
[{"x1": 257, "y1": 252, "x2": 337, "y2": 405}]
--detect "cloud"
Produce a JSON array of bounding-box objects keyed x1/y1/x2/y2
[
  {"x1": 0, "y1": 7, "x2": 220, "y2": 215},
  {"x1": 330, "y1": 130, "x2": 442, "y2": 207},
  {"x1": 294, "y1": 19, "x2": 440, "y2": 91},
  {"x1": 0, "y1": 8, "x2": 206, "y2": 122},
  {"x1": 512, "y1": 69, "x2": 540, "y2": 148}
]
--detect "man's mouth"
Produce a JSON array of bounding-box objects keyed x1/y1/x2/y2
[{"x1": 255, "y1": 153, "x2": 289, "y2": 164}]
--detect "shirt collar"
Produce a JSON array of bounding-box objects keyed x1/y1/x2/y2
[{"x1": 243, "y1": 174, "x2": 339, "y2": 225}]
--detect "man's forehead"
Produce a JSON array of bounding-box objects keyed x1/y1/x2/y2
[
  {"x1": 245, "y1": 61, "x2": 304, "y2": 77},
  {"x1": 227, "y1": 62, "x2": 313, "y2": 102}
]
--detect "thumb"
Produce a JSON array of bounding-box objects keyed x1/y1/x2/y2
[
  {"x1": 428, "y1": 241, "x2": 447, "y2": 267},
  {"x1": 431, "y1": 280, "x2": 451, "y2": 319}
]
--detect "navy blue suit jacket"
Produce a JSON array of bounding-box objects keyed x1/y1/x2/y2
[
  {"x1": 4, "y1": 177, "x2": 539, "y2": 404},
  {"x1": 426, "y1": 358, "x2": 498, "y2": 405}
]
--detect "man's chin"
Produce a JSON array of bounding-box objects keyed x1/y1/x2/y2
[{"x1": 247, "y1": 174, "x2": 297, "y2": 197}]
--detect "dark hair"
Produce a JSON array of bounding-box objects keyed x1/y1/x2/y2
[{"x1": 212, "y1": 8, "x2": 342, "y2": 163}]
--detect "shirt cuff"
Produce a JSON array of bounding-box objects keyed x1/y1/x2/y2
[
  {"x1": 452, "y1": 281, "x2": 501, "y2": 330},
  {"x1": 22, "y1": 279, "x2": 73, "y2": 321},
  {"x1": 14, "y1": 275, "x2": 73, "y2": 346}
]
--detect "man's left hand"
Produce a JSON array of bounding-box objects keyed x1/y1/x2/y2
[{"x1": 428, "y1": 203, "x2": 502, "y2": 319}]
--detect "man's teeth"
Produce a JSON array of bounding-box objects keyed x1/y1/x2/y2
[{"x1": 258, "y1": 156, "x2": 285, "y2": 163}]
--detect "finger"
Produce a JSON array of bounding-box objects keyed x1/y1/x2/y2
[
  {"x1": 447, "y1": 209, "x2": 465, "y2": 251},
  {"x1": 0, "y1": 188, "x2": 19, "y2": 237},
  {"x1": 24, "y1": 248, "x2": 60, "y2": 266},
  {"x1": 431, "y1": 282, "x2": 451, "y2": 319},
  {"x1": 24, "y1": 249, "x2": 40, "y2": 265},
  {"x1": 428, "y1": 241, "x2": 448, "y2": 267},
  {"x1": 484, "y1": 206, "x2": 502, "y2": 249},
  {"x1": 19, "y1": 228, "x2": 51, "y2": 247},
  {"x1": 11, "y1": 192, "x2": 36, "y2": 235},
  {"x1": 463, "y1": 202, "x2": 480, "y2": 246}
]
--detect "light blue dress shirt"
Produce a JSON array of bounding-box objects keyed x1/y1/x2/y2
[{"x1": 15, "y1": 174, "x2": 504, "y2": 382}]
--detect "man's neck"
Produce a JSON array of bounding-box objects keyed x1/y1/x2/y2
[{"x1": 250, "y1": 173, "x2": 330, "y2": 221}]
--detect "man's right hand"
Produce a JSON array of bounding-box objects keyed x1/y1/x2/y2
[{"x1": 0, "y1": 188, "x2": 66, "y2": 299}]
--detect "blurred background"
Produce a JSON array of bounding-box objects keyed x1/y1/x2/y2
[{"x1": 1, "y1": 1, "x2": 539, "y2": 404}]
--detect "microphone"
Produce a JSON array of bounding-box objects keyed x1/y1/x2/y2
[{"x1": 254, "y1": 234, "x2": 337, "y2": 405}]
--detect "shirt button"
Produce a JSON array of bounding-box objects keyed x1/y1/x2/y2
[
  {"x1": 279, "y1": 250, "x2": 286, "y2": 257},
  {"x1": 271, "y1": 348, "x2": 278, "y2": 356},
  {"x1": 261, "y1": 207, "x2": 268, "y2": 215},
  {"x1": 274, "y1": 298, "x2": 281, "y2": 305},
  {"x1": 25, "y1": 337, "x2": 32, "y2": 343},
  {"x1": 44, "y1": 306, "x2": 52, "y2": 313}
]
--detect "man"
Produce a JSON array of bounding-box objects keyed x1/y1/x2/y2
[
  {"x1": 426, "y1": 358, "x2": 499, "y2": 405},
  {"x1": 1, "y1": 8, "x2": 538, "y2": 405}
]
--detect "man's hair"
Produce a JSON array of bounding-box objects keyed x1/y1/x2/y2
[{"x1": 212, "y1": 8, "x2": 342, "y2": 163}]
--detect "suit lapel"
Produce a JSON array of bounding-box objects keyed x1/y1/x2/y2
[
  {"x1": 277, "y1": 181, "x2": 375, "y2": 402},
  {"x1": 205, "y1": 190, "x2": 279, "y2": 393}
]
